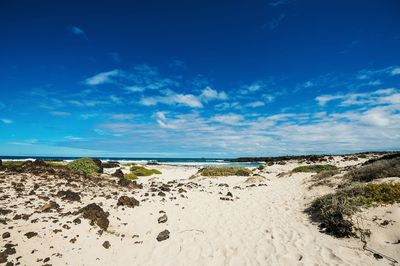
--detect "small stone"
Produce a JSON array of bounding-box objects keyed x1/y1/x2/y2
[
  {"x1": 102, "y1": 241, "x2": 111, "y2": 249},
  {"x1": 158, "y1": 191, "x2": 166, "y2": 197},
  {"x1": 24, "y1": 232, "x2": 38, "y2": 239},
  {"x1": 156, "y1": 230, "x2": 170, "y2": 241},
  {"x1": 2, "y1": 232, "x2": 10, "y2": 239},
  {"x1": 158, "y1": 214, "x2": 168, "y2": 224},
  {"x1": 226, "y1": 192, "x2": 233, "y2": 197}
]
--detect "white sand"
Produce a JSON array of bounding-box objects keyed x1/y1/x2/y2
[{"x1": 1, "y1": 155, "x2": 399, "y2": 265}]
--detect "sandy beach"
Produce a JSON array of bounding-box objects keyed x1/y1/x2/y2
[{"x1": 1, "y1": 154, "x2": 399, "y2": 266}]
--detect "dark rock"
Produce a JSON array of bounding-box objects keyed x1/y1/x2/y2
[
  {"x1": 156, "y1": 230, "x2": 170, "y2": 241},
  {"x1": 158, "y1": 214, "x2": 168, "y2": 224},
  {"x1": 102, "y1": 241, "x2": 111, "y2": 249},
  {"x1": 112, "y1": 169, "x2": 124, "y2": 179},
  {"x1": 373, "y1": 253, "x2": 383, "y2": 259},
  {"x1": 157, "y1": 191, "x2": 166, "y2": 197},
  {"x1": 0, "y1": 251, "x2": 8, "y2": 264},
  {"x1": 159, "y1": 184, "x2": 171, "y2": 192},
  {"x1": 0, "y1": 159, "x2": 2, "y2": 167},
  {"x1": 226, "y1": 192, "x2": 233, "y2": 197},
  {"x1": 33, "y1": 159, "x2": 47, "y2": 167},
  {"x1": 57, "y1": 190, "x2": 81, "y2": 202},
  {"x1": 0, "y1": 208, "x2": 12, "y2": 215},
  {"x1": 2, "y1": 232, "x2": 10, "y2": 239},
  {"x1": 24, "y1": 232, "x2": 38, "y2": 239},
  {"x1": 78, "y1": 203, "x2": 109, "y2": 231},
  {"x1": 90, "y1": 158, "x2": 103, "y2": 173},
  {"x1": 117, "y1": 196, "x2": 139, "y2": 208},
  {"x1": 178, "y1": 188, "x2": 186, "y2": 193},
  {"x1": 118, "y1": 176, "x2": 143, "y2": 189},
  {"x1": 73, "y1": 218, "x2": 81, "y2": 224},
  {"x1": 102, "y1": 161, "x2": 120, "y2": 168}
]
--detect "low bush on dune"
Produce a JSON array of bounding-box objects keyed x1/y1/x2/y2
[
  {"x1": 130, "y1": 165, "x2": 161, "y2": 176},
  {"x1": 124, "y1": 173, "x2": 138, "y2": 180},
  {"x1": 292, "y1": 164, "x2": 337, "y2": 173},
  {"x1": 345, "y1": 157, "x2": 400, "y2": 182},
  {"x1": 309, "y1": 169, "x2": 340, "y2": 188},
  {"x1": 68, "y1": 158, "x2": 101, "y2": 176},
  {"x1": 308, "y1": 183, "x2": 400, "y2": 237},
  {"x1": 199, "y1": 166, "x2": 252, "y2": 177},
  {"x1": 2, "y1": 161, "x2": 25, "y2": 166}
]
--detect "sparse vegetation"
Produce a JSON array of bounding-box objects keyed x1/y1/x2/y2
[
  {"x1": 292, "y1": 164, "x2": 337, "y2": 173},
  {"x1": 309, "y1": 169, "x2": 340, "y2": 188},
  {"x1": 130, "y1": 165, "x2": 161, "y2": 176},
  {"x1": 309, "y1": 183, "x2": 400, "y2": 237},
  {"x1": 2, "y1": 160, "x2": 25, "y2": 166},
  {"x1": 345, "y1": 157, "x2": 400, "y2": 182},
  {"x1": 124, "y1": 173, "x2": 138, "y2": 180},
  {"x1": 67, "y1": 158, "x2": 101, "y2": 176},
  {"x1": 198, "y1": 166, "x2": 252, "y2": 177}
]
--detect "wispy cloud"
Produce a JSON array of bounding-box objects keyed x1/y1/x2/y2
[
  {"x1": 141, "y1": 92, "x2": 203, "y2": 108},
  {"x1": 269, "y1": 0, "x2": 292, "y2": 7},
  {"x1": 111, "y1": 113, "x2": 137, "y2": 120},
  {"x1": 9, "y1": 139, "x2": 37, "y2": 146},
  {"x1": 84, "y1": 69, "x2": 123, "y2": 86},
  {"x1": 68, "y1": 26, "x2": 87, "y2": 39},
  {"x1": 50, "y1": 111, "x2": 71, "y2": 117},
  {"x1": 267, "y1": 13, "x2": 285, "y2": 30},
  {"x1": 1, "y1": 118, "x2": 13, "y2": 124}
]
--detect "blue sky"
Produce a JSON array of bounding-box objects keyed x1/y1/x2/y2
[{"x1": 1, "y1": 0, "x2": 400, "y2": 157}]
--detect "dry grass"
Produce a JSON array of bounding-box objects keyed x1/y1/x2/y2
[
  {"x1": 345, "y1": 157, "x2": 400, "y2": 182},
  {"x1": 292, "y1": 164, "x2": 337, "y2": 173},
  {"x1": 197, "y1": 166, "x2": 252, "y2": 177}
]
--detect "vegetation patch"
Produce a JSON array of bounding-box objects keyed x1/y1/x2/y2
[
  {"x1": 308, "y1": 183, "x2": 400, "y2": 237},
  {"x1": 130, "y1": 165, "x2": 161, "y2": 176},
  {"x1": 309, "y1": 169, "x2": 340, "y2": 188},
  {"x1": 198, "y1": 166, "x2": 252, "y2": 177},
  {"x1": 67, "y1": 158, "x2": 101, "y2": 176},
  {"x1": 345, "y1": 157, "x2": 400, "y2": 182},
  {"x1": 2, "y1": 161, "x2": 25, "y2": 166},
  {"x1": 124, "y1": 173, "x2": 138, "y2": 180},
  {"x1": 292, "y1": 164, "x2": 337, "y2": 173}
]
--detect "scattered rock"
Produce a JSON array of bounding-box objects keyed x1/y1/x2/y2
[
  {"x1": 158, "y1": 191, "x2": 166, "y2": 197},
  {"x1": 156, "y1": 230, "x2": 170, "y2": 241},
  {"x1": 373, "y1": 253, "x2": 383, "y2": 260},
  {"x1": 158, "y1": 214, "x2": 168, "y2": 224},
  {"x1": 57, "y1": 190, "x2": 81, "y2": 202},
  {"x1": 112, "y1": 169, "x2": 124, "y2": 179},
  {"x1": 78, "y1": 203, "x2": 110, "y2": 230},
  {"x1": 102, "y1": 241, "x2": 111, "y2": 249},
  {"x1": 24, "y1": 232, "x2": 38, "y2": 239},
  {"x1": 36, "y1": 201, "x2": 59, "y2": 213},
  {"x1": 178, "y1": 188, "x2": 186, "y2": 193},
  {"x1": 226, "y1": 192, "x2": 233, "y2": 197},
  {"x1": 2, "y1": 232, "x2": 10, "y2": 239},
  {"x1": 117, "y1": 196, "x2": 139, "y2": 208},
  {"x1": 73, "y1": 218, "x2": 81, "y2": 224},
  {"x1": 159, "y1": 184, "x2": 171, "y2": 192}
]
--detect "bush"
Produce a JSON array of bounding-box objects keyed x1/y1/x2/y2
[
  {"x1": 346, "y1": 157, "x2": 400, "y2": 182},
  {"x1": 199, "y1": 166, "x2": 252, "y2": 177},
  {"x1": 130, "y1": 165, "x2": 161, "y2": 176},
  {"x1": 309, "y1": 169, "x2": 340, "y2": 188},
  {"x1": 68, "y1": 158, "x2": 101, "y2": 176},
  {"x1": 124, "y1": 173, "x2": 138, "y2": 180},
  {"x1": 309, "y1": 183, "x2": 400, "y2": 237},
  {"x1": 292, "y1": 164, "x2": 337, "y2": 173}
]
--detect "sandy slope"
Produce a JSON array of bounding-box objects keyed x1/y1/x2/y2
[{"x1": 1, "y1": 157, "x2": 399, "y2": 266}]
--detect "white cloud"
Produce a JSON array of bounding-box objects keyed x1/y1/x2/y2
[
  {"x1": 200, "y1": 87, "x2": 227, "y2": 101},
  {"x1": 246, "y1": 101, "x2": 265, "y2": 108},
  {"x1": 64, "y1": 136, "x2": 83, "y2": 141},
  {"x1": 141, "y1": 92, "x2": 203, "y2": 108},
  {"x1": 391, "y1": 67, "x2": 400, "y2": 76},
  {"x1": 1, "y1": 118, "x2": 13, "y2": 124},
  {"x1": 50, "y1": 111, "x2": 70, "y2": 117},
  {"x1": 9, "y1": 139, "x2": 37, "y2": 146},
  {"x1": 125, "y1": 86, "x2": 144, "y2": 93},
  {"x1": 360, "y1": 108, "x2": 391, "y2": 127},
  {"x1": 111, "y1": 113, "x2": 137, "y2": 120},
  {"x1": 315, "y1": 94, "x2": 344, "y2": 106},
  {"x1": 211, "y1": 114, "x2": 244, "y2": 125},
  {"x1": 85, "y1": 69, "x2": 123, "y2": 86}
]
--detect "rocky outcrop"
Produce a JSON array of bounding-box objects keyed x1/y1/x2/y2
[
  {"x1": 57, "y1": 190, "x2": 81, "y2": 202},
  {"x1": 117, "y1": 196, "x2": 139, "y2": 208},
  {"x1": 78, "y1": 203, "x2": 109, "y2": 230}
]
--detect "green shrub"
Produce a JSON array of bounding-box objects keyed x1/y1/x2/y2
[
  {"x1": 68, "y1": 158, "x2": 101, "y2": 176},
  {"x1": 345, "y1": 157, "x2": 400, "y2": 182},
  {"x1": 292, "y1": 164, "x2": 337, "y2": 173},
  {"x1": 124, "y1": 173, "x2": 138, "y2": 180},
  {"x1": 309, "y1": 183, "x2": 400, "y2": 237},
  {"x1": 199, "y1": 166, "x2": 252, "y2": 177},
  {"x1": 130, "y1": 165, "x2": 161, "y2": 176}
]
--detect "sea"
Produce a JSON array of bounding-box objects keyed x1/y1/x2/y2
[{"x1": 0, "y1": 156, "x2": 262, "y2": 167}]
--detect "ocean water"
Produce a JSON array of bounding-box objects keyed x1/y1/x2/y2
[{"x1": 0, "y1": 156, "x2": 262, "y2": 167}]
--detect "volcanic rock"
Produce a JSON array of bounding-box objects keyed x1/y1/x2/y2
[
  {"x1": 117, "y1": 196, "x2": 139, "y2": 208},
  {"x1": 78, "y1": 203, "x2": 109, "y2": 230}
]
